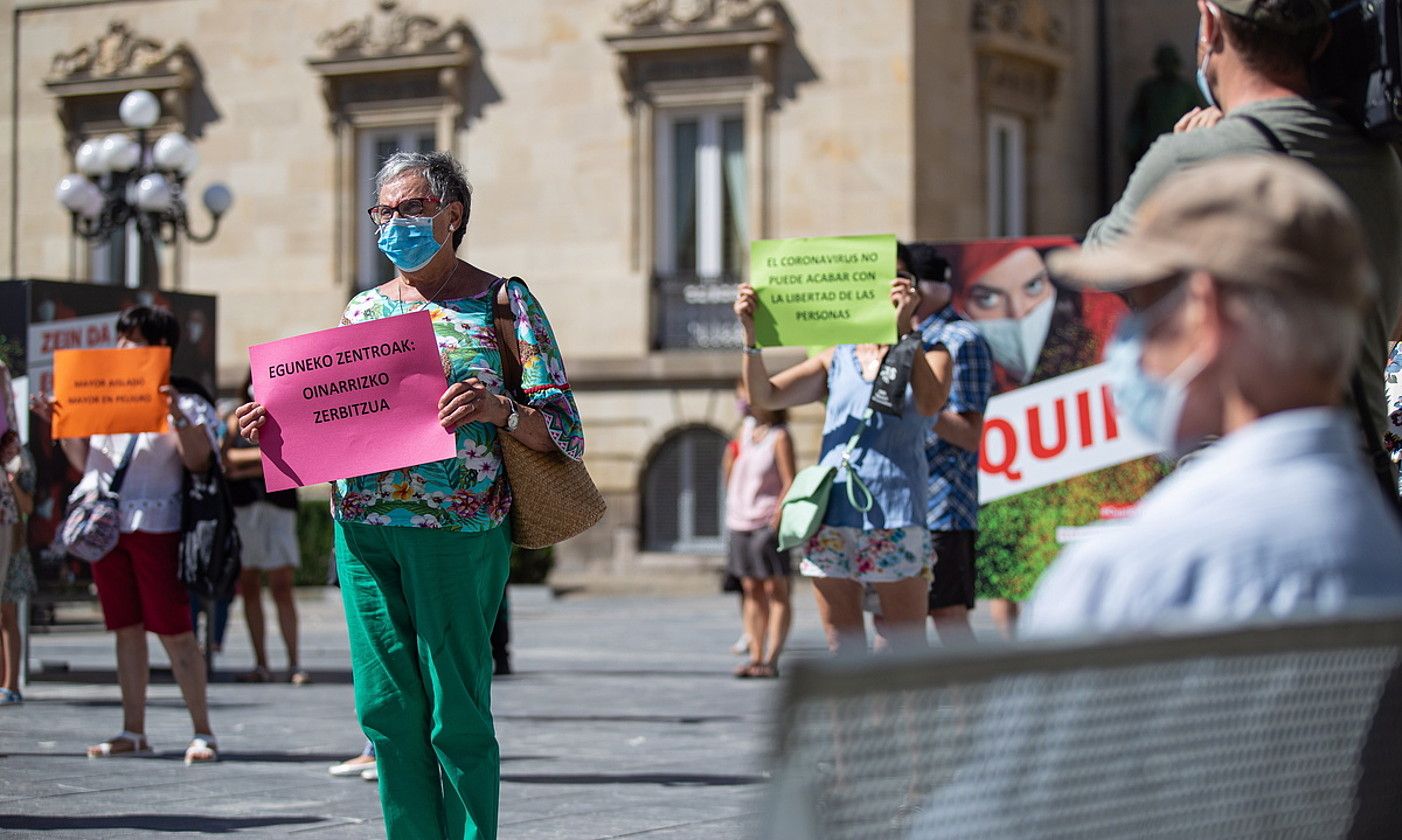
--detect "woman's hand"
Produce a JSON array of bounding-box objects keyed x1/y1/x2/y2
[
  {"x1": 439, "y1": 379, "x2": 509, "y2": 433},
  {"x1": 159, "y1": 386, "x2": 188, "y2": 430},
  {"x1": 734, "y1": 283, "x2": 758, "y2": 346},
  {"x1": 1175, "y1": 106, "x2": 1223, "y2": 134},
  {"x1": 29, "y1": 393, "x2": 56, "y2": 424},
  {"x1": 235, "y1": 401, "x2": 268, "y2": 443},
  {"x1": 891, "y1": 276, "x2": 922, "y2": 331},
  {"x1": 162, "y1": 385, "x2": 213, "y2": 472}
]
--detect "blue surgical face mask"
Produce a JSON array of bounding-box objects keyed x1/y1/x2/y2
[
  {"x1": 1105, "y1": 315, "x2": 1208, "y2": 454},
  {"x1": 1196, "y1": 11, "x2": 1219, "y2": 111},
  {"x1": 377, "y1": 209, "x2": 450, "y2": 272},
  {"x1": 1196, "y1": 50, "x2": 1218, "y2": 111}
]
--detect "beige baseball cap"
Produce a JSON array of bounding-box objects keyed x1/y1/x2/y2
[
  {"x1": 1050, "y1": 155, "x2": 1374, "y2": 310},
  {"x1": 1212, "y1": 0, "x2": 1330, "y2": 32}
]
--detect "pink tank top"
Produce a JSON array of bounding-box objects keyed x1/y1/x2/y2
[{"x1": 725, "y1": 418, "x2": 785, "y2": 532}]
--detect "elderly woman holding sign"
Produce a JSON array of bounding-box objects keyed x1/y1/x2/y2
[
  {"x1": 735, "y1": 274, "x2": 951, "y2": 654},
  {"x1": 237, "y1": 151, "x2": 582, "y2": 840}
]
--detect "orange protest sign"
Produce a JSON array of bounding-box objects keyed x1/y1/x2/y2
[{"x1": 51, "y1": 347, "x2": 171, "y2": 439}]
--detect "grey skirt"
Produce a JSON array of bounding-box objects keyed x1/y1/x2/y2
[{"x1": 726, "y1": 528, "x2": 793, "y2": 580}]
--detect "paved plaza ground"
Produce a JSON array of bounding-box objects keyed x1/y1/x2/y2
[{"x1": 0, "y1": 584, "x2": 844, "y2": 839}]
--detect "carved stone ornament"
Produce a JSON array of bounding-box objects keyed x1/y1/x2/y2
[
  {"x1": 316, "y1": 0, "x2": 469, "y2": 58},
  {"x1": 616, "y1": 0, "x2": 773, "y2": 31},
  {"x1": 49, "y1": 21, "x2": 191, "y2": 80},
  {"x1": 972, "y1": 0, "x2": 1065, "y2": 49}
]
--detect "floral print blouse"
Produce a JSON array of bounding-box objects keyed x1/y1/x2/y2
[{"x1": 331, "y1": 279, "x2": 584, "y2": 533}]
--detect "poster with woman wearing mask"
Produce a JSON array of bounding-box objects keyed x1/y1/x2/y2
[{"x1": 927, "y1": 238, "x2": 1169, "y2": 611}]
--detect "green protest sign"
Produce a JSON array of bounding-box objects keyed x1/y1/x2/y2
[{"x1": 749, "y1": 234, "x2": 897, "y2": 348}]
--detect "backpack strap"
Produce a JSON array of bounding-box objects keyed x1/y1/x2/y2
[
  {"x1": 1236, "y1": 113, "x2": 1290, "y2": 154},
  {"x1": 108, "y1": 434, "x2": 140, "y2": 496}
]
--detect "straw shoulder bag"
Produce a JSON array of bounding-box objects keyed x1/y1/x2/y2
[{"x1": 492, "y1": 278, "x2": 606, "y2": 549}]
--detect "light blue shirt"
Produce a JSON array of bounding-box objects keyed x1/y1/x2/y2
[
  {"x1": 818, "y1": 345, "x2": 928, "y2": 531},
  {"x1": 1022, "y1": 409, "x2": 1402, "y2": 638}
]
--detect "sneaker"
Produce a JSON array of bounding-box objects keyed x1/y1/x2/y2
[
  {"x1": 329, "y1": 756, "x2": 376, "y2": 777},
  {"x1": 0, "y1": 688, "x2": 22, "y2": 705},
  {"x1": 361, "y1": 766, "x2": 378, "y2": 782}
]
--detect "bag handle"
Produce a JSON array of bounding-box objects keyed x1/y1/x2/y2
[
  {"x1": 492, "y1": 277, "x2": 526, "y2": 401},
  {"x1": 838, "y1": 409, "x2": 876, "y2": 513},
  {"x1": 108, "y1": 434, "x2": 140, "y2": 497}
]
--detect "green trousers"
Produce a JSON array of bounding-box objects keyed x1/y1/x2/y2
[{"x1": 335, "y1": 521, "x2": 510, "y2": 840}]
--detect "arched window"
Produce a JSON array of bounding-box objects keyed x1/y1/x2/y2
[{"x1": 641, "y1": 426, "x2": 728, "y2": 553}]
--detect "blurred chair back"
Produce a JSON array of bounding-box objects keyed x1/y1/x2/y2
[{"x1": 761, "y1": 612, "x2": 1402, "y2": 840}]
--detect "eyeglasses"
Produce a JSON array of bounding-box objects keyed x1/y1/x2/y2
[{"x1": 367, "y1": 197, "x2": 441, "y2": 226}]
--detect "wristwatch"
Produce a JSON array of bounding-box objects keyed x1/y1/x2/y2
[{"x1": 502, "y1": 399, "x2": 520, "y2": 433}]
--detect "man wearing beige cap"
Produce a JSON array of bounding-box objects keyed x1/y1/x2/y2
[
  {"x1": 1020, "y1": 156, "x2": 1402, "y2": 638},
  {"x1": 1087, "y1": 0, "x2": 1402, "y2": 484}
]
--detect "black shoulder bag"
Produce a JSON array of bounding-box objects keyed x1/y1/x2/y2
[{"x1": 172, "y1": 379, "x2": 243, "y2": 600}]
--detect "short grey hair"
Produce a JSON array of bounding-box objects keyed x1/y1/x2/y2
[
  {"x1": 1220, "y1": 284, "x2": 1362, "y2": 388},
  {"x1": 374, "y1": 150, "x2": 472, "y2": 249}
]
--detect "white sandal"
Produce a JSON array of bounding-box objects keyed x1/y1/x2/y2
[
  {"x1": 87, "y1": 731, "x2": 152, "y2": 758},
  {"x1": 184, "y1": 734, "x2": 219, "y2": 765}
]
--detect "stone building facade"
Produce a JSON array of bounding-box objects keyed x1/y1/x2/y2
[{"x1": 0, "y1": 0, "x2": 1199, "y2": 574}]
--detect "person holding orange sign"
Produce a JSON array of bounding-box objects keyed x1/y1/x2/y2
[{"x1": 32, "y1": 306, "x2": 221, "y2": 764}]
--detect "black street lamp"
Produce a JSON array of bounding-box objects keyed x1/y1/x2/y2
[{"x1": 53, "y1": 89, "x2": 232, "y2": 288}]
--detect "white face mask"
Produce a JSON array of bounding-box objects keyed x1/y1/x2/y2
[
  {"x1": 974, "y1": 290, "x2": 1057, "y2": 384},
  {"x1": 1105, "y1": 316, "x2": 1210, "y2": 454}
]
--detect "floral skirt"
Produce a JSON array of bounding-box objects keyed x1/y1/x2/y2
[{"x1": 800, "y1": 526, "x2": 930, "y2": 583}]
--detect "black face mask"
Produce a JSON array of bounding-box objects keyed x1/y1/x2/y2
[{"x1": 867, "y1": 332, "x2": 925, "y2": 417}]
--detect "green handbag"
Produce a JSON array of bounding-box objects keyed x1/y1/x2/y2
[{"x1": 776, "y1": 411, "x2": 875, "y2": 552}]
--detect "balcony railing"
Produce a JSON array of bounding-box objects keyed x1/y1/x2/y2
[{"x1": 652, "y1": 273, "x2": 745, "y2": 351}]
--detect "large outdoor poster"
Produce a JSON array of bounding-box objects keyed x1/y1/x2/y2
[{"x1": 927, "y1": 238, "x2": 1170, "y2": 602}]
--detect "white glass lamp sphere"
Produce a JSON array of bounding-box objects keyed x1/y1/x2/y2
[
  {"x1": 56, "y1": 174, "x2": 104, "y2": 218},
  {"x1": 152, "y1": 132, "x2": 196, "y2": 174},
  {"x1": 202, "y1": 183, "x2": 233, "y2": 216},
  {"x1": 134, "y1": 173, "x2": 173, "y2": 212},
  {"x1": 56, "y1": 173, "x2": 91, "y2": 210},
  {"x1": 75, "y1": 181, "x2": 105, "y2": 218},
  {"x1": 118, "y1": 89, "x2": 160, "y2": 130},
  {"x1": 75, "y1": 139, "x2": 106, "y2": 176},
  {"x1": 99, "y1": 133, "x2": 140, "y2": 173}
]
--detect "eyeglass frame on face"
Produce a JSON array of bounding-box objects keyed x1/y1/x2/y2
[{"x1": 367, "y1": 196, "x2": 444, "y2": 226}]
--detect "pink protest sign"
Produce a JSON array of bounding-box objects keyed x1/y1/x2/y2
[{"x1": 249, "y1": 310, "x2": 455, "y2": 492}]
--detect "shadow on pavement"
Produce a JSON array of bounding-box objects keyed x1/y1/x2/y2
[
  {"x1": 502, "y1": 772, "x2": 764, "y2": 787},
  {"x1": 526, "y1": 669, "x2": 755, "y2": 679},
  {"x1": 496, "y1": 713, "x2": 741, "y2": 725},
  {"x1": 46, "y1": 699, "x2": 262, "y2": 711},
  {"x1": 0, "y1": 751, "x2": 556, "y2": 764},
  {"x1": 0, "y1": 814, "x2": 326, "y2": 833},
  {"x1": 28, "y1": 669, "x2": 356, "y2": 685}
]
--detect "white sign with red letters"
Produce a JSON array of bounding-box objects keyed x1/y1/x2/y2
[{"x1": 978, "y1": 363, "x2": 1162, "y2": 504}]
